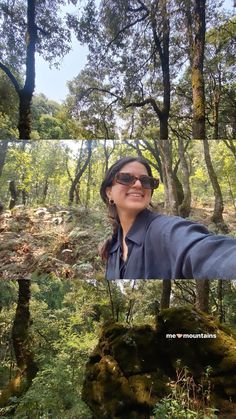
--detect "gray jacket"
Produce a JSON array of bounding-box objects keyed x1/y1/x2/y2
[{"x1": 106, "y1": 209, "x2": 236, "y2": 280}]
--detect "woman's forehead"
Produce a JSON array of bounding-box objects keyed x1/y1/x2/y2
[{"x1": 119, "y1": 161, "x2": 148, "y2": 174}]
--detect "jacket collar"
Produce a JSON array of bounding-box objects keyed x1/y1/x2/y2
[{"x1": 109, "y1": 209, "x2": 158, "y2": 253}]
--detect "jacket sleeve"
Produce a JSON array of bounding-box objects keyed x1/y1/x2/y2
[{"x1": 149, "y1": 216, "x2": 236, "y2": 279}]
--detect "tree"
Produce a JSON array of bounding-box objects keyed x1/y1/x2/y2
[
  {"x1": 0, "y1": 280, "x2": 38, "y2": 408},
  {"x1": 0, "y1": 0, "x2": 74, "y2": 139},
  {"x1": 0, "y1": 140, "x2": 9, "y2": 177},
  {"x1": 66, "y1": 68, "x2": 118, "y2": 140},
  {"x1": 202, "y1": 139, "x2": 228, "y2": 231},
  {"x1": 71, "y1": 0, "x2": 182, "y2": 213},
  {"x1": 205, "y1": 16, "x2": 236, "y2": 139},
  {"x1": 68, "y1": 140, "x2": 93, "y2": 205}
]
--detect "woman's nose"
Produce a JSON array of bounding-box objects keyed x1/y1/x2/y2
[{"x1": 133, "y1": 178, "x2": 142, "y2": 187}]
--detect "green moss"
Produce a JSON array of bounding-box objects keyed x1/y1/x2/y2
[
  {"x1": 129, "y1": 371, "x2": 169, "y2": 406},
  {"x1": 83, "y1": 306, "x2": 236, "y2": 417}
]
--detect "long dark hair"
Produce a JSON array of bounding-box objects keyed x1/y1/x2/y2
[{"x1": 99, "y1": 156, "x2": 155, "y2": 260}]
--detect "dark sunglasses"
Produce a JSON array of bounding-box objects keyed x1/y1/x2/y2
[{"x1": 115, "y1": 172, "x2": 159, "y2": 189}]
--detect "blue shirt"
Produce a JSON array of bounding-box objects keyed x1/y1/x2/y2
[{"x1": 105, "y1": 209, "x2": 236, "y2": 280}]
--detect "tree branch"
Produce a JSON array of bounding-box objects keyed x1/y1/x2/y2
[
  {"x1": 106, "y1": 11, "x2": 149, "y2": 50},
  {"x1": 126, "y1": 98, "x2": 162, "y2": 119},
  {"x1": 0, "y1": 62, "x2": 21, "y2": 94},
  {"x1": 79, "y1": 87, "x2": 123, "y2": 102}
]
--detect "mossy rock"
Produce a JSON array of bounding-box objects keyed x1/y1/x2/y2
[
  {"x1": 83, "y1": 307, "x2": 236, "y2": 417},
  {"x1": 156, "y1": 306, "x2": 236, "y2": 381}
]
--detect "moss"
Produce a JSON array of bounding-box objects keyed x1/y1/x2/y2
[
  {"x1": 83, "y1": 306, "x2": 236, "y2": 417},
  {"x1": 129, "y1": 371, "x2": 169, "y2": 406}
]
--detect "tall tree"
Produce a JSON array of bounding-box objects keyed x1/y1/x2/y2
[
  {"x1": 184, "y1": 0, "x2": 206, "y2": 139},
  {"x1": 71, "y1": 0, "x2": 181, "y2": 213},
  {"x1": 0, "y1": 0, "x2": 73, "y2": 139},
  {"x1": 68, "y1": 140, "x2": 92, "y2": 205},
  {"x1": 195, "y1": 279, "x2": 209, "y2": 312},
  {"x1": 202, "y1": 139, "x2": 228, "y2": 231}
]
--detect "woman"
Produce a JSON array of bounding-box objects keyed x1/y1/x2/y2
[{"x1": 100, "y1": 156, "x2": 236, "y2": 280}]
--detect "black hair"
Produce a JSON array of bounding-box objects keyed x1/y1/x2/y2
[{"x1": 99, "y1": 156, "x2": 155, "y2": 260}]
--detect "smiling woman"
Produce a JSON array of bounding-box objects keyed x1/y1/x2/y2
[{"x1": 100, "y1": 156, "x2": 236, "y2": 280}]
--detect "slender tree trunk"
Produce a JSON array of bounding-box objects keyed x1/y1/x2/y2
[
  {"x1": 0, "y1": 280, "x2": 38, "y2": 407},
  {"x1": 159, "y1": 140, "x2": 179, "y2": 215},
  {"x1": 222, "y1": 139, "x2": 236, "y2": 159},
  {"x1": 0, "y1": 140, "x2": 9, "y2": 177},
  {"x1": 0, "y1": 1, "x2": 37, "y2": 139},
  {"x1": 160, "y1": 279, "x2": 171, "y2": 309},
  {"x1": 68, "y1": 141, "x2": 92, "y2": 205},
  {"x1": 178, "y1": 138, "x2": 191, "y2": 217},
  {"x1": 226, "y1": 174, "x2": 236, "y2": 213},
  {"x1": 42, "y1": 178, "x2": 49, "y2": 203},
  {"x1": 103, "y1": 140, "x2": 109, "y2": 173},
  {"x1": 191, "y1": 0, "x2": 206, "y2": 139},
  {"x1": 18, "y1": 0, "x2": 37, "y2": 139},
  {"x1": 213, "y1": 86, "x2": 220, "y2": 140},
  {"x1": 9, "y1": 180, "x2": 19, "y2": 209},
  {"x1": 202, "y1": 139, "x2": 228, "y2": 232},
  {"x1": 85, "y1": 161, "x2": 92, "y2": 209},
  {"x1": 217, "y1": 280, "x2": 224, "y2": 322},
  {"x1": 195, "y1": 279, "x2": 209, "y2": 312}
]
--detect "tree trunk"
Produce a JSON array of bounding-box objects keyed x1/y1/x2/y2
[
  {"x1": 18, "y1": 91, "x2": 34, "y2": 139},
  {"x1": 68, "y1": 141, "x2": 92, "y2": 205},
  {"x1": 85, "y1": 161, "x2": 92, "y2": 209},
  {"x1": 202, "y1": 139, "x2": 228, "y2": 232},
  {"x1": 0, "y1": 140, "x2": 9, "y2": 177},
  {"x1": 0, "y1": 0, "x2": 37, "y2": 139},
  {"x1": 178, "y1": 138, "x2": 191, "y2": 217},
  {"x1": 222, "y1": 139, "x2": 236, "y2": 159},
  {"x1": 217, "y1": 280, "x2": 224, "y2": 322},
  {"x1": 18, "y1": 0, "x2": 37, "y2": 139},
  {"x1": 0, "y1": 280, "x2": 38, "y2": 407},
  {"x1": 42, "y1": 178, "x2": 49, "y2": 203},
  {"x1": 212, "y1": 83, "x2": 220, "y2": 140},
  {"x1": 195, "y1": 279, "x2": 209, "y2": 312},
  {"x1": 158, "y1": 140, "x2": 179, "y2": 215},
  {"x1": 191, "y1": 0, "x2": 206, "y2": 139},
  {"x1": 9, "y1": 180, "x2": 19, "y2": 209},
  {"x1": 160, "y1": 279, "x2": 171, "y2": 309}
]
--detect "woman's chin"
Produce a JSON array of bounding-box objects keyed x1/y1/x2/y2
[{"x1": 120, "y1": 204, "x2": 147, "y2": 215}]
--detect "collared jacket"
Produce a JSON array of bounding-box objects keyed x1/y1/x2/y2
[{"x1": 105, "y1": 209, "x2": 236, "y2": 280}]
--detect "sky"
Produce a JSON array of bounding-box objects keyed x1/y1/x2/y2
[{"x1": 34, "y1": 0, "x2": 235, "y2": 104}]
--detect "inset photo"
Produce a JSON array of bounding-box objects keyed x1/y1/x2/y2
[
  {"x1": 0, "y1": 279, "x2": 236, "y2": 417},
  {"x1": 0, "y1": 1, "x2": 234, "y2": 140},
  {"x1": 0, "y1": 139, "x2": 236, "y2": 280}
]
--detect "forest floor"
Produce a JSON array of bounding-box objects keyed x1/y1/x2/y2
[{"x1": 0, "y1": 204, "x2": 236, "y2": 281}]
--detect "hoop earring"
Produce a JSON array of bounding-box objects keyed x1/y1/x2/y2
[{"x1": 109, "y1": 199, "x2": 115, "y2": 205}]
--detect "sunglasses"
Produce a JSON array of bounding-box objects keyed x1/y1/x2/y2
[{"x1": 115, "y1": 172, "x2": 159, "y2": 189}]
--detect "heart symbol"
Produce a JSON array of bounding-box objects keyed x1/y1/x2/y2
[{"x1": 176, "y1": 334, "x2": 183, "y2": 338}]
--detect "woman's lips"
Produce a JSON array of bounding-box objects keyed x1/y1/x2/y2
[{"x1": 126, "y1": 192, "x2": 144, "y2": 197}]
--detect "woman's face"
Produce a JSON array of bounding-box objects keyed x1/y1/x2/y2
[{"x1": 106, "y1": 161, "x2": 152, "y2": 218}]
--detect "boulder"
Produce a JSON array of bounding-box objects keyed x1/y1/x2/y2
[{"x1": 82, "y1": 307, "x2": 236, "y2": 418}]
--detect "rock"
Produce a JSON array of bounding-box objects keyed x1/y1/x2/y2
[
  {"x1": 34, "y1": 208, "x2": 48, "y2": 216},
  {"x1": 82, "y1": 307, "x2": 236, "y2": 418}
]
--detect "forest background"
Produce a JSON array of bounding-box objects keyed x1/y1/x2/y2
[{"x1": 0, "y1": 0, "x2": 235, "y2": 140}]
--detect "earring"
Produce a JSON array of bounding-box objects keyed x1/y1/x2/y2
[{"x1": 109, "y1": 199, "x2": 115, "y2": 205}]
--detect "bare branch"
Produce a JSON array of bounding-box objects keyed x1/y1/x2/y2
[
  {"x1": 79, "y1": 87, "x2": 123, "y2": 102},
  {"x1": 126, "y1": 97, "x2": 162, "y2": 119}
]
